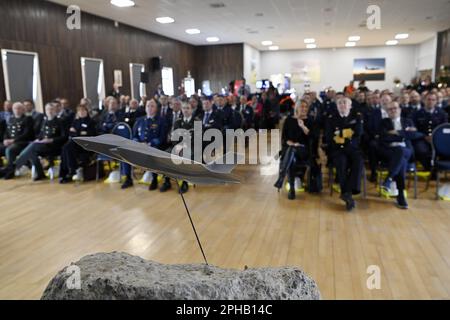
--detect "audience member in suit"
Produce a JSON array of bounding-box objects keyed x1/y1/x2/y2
[
  {"x1": 379, "y1": 102, "x2": 422, "y2": 209},
  {"x1": 399, "y1": 92, "x2": 411, "y2": 111},
  {"x1": 325, "y1": 97, "x2": 364, "y2": 212},
  {"x1": 189, "y1": 96, "x2": 204, "y2": 120},
  {"x1": 402, "y1": 91, "x2": 422, "y2": 119},
  {"x1": 159, "y1": 95, "x2": 173, "y2": 137},
  {"x1": 202, "y1": 97, "x2": 223, "y2": 132},
  {"x1": 241, "y1": 96, "x2": 255, "y2": 130},
  {"x1": 261, "y1": 92, "x2": 280, "y2": 130},
  {"x1": 121, "y1": 99, "x2": 166, "y2": 190},
  {"x1": 3, "y1": 103, "x2": 67, "y2": 181},
  {"x1": 97, "y1": 97, "x2": 125, "y2": 134},
  {"x1": 59, "y1": 104, "x2": 97, "y2": 184},
  {"x1": 0, "y1": 102, "x2": 34, "y2": 177},
  {"x1": 60, "y1": 98, "x2": 76, "y2": 125},
  {"x1": 23, "y1": 99, "x2": 44, "y2": 138},
  {"x1": 412, "y1": 92, "x2": 449, "y2": 171},
  {"x1": 110, "y1": 83, "x2": 122, "y2": 100},
  {"x1": 123, "y1": 99, "x2": 145, "y2": 130},
  {"x1": 216, "y1": 96, "x2": 233, "y2": 131}
]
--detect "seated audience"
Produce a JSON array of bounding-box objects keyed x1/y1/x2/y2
[
  {"x1": 412, "y1": 92, "x2": 449, "y2": 171},
  {"x1": 2, "y1": 102, "x2": 67, "y2": 181},
  {"x1": 0, "y1": 100, "x2": 13, "y2": 123},
  {"x1": 0, "y1": 102, "x2": 34, "y2": 178},
  {"x1": 325, "y1": 97, "x2": 363, "y2": 212},
  {"x1": 23, "y1": 99, "x2": 44, "y2": 138},
  {"x1": 59, "y1": 104, "x2": 97, "y2": 184},
  {"x1": 121, "y1": 99, "x2": 166, "y2": 190},
  {"x1": 274, "y1": 100, "x2": 311, "y2": 200}
]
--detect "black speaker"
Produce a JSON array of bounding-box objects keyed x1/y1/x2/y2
[
  {"x1": 150, "y1": 57, "x2": 162, "y2": 72},
  {"x1": 140, "y1": 72, "x2": 149, "y2": 83}
]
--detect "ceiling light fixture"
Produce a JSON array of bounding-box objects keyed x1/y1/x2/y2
[
  {"x1": 386, "y1": 40, "x2": 399, "y2": 46},
  {"x1": 304, "y1": 38, "x2": 316, "y2": 44},
  {"x1": 269, "y1": 46, "x2": 279, "y2": 51},
  {"x1": 306, "y1": 44, "x2": 317, "y2": 49},
  {"x1": 110, "y1": 0, "x2": 135, "y2": 7},
  {"x1": 262, "y1": 40, "x2": 273, "y2": 46},
  {"x1": 345, "y1": 42, "x2": 356, "y2": 47},
  {"x1": 395, "y1": 33, "x2": 409, "y2": 40},
  {"x1": 348, "y1": 36, "x2": 361, "y2": 42},
  {"x1": 156, "y1": 17, "x2": 175, "y2": 24},
  {"x1": 186, "y1": 28, "x2": 201, "y2": 35},
  {"x1": 206, "y1": 37, "x2": 220, "y2": 42}
]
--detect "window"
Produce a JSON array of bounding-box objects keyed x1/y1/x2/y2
[
  {"x1": 81, "y1": 57, "x2": 106, "y2": 110},
  {"x1": 161, "y1": 67, "x2": 174, "y2": 96},
  {"x1": 130, "y1": 63, "x2": 146, "y2": 100},
  {"x1": 1, "y1": 49, "x2": 43, "y2": 112}
]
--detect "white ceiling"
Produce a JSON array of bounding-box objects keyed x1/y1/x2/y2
[{"x1": 49, "y1": 0, "x2": 450, "y2": 50}]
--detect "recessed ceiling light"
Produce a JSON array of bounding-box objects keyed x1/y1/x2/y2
[
  {"x1": 345, "y1": 42, "x2": 356, "y2": 47},
  {"x1": 262, "y1": 40, "x2": 273, "y2": 46},
  {"x1": 395, "y1": 33, "x2": 409, "y2": 40},
  {"x1": 110, "y1": 0, "x2": 135, "y2": 7},
  {"x1": 156, "y1": 17, "x2": 175, "y2": 24},
  {"x1": 386, "y1": 40, "x2": 399, "y2": 46},
  {"x1": 206, "y1": 37, "x2": 220, "y2": 43},
  {"x1": 186, "y1": 28, "x2": 200, "y2": 35},
  {"x1": 269, "y1": 46, "x2": 279, "y2": 51},
  {"x1": 306, "y1": 44, "x2": 317, "y2": 49},
  {"x1": 348, "y1": 36, "x2": 361, "y2": 42},
  {"x1": 304, "y1": 38, "x2": 316, "y2": 44}
]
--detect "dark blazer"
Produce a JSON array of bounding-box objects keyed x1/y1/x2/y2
[
  {"x1": 202, "y1": 110, "x2": 223, "y2": 131},
  {"x1": 380, "y1": 117, "x2": 423, "y2": 150}
]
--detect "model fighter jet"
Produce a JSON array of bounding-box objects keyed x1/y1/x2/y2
[
  {"x1": 73, "y1": 134, "x2": 241, "y2": 185},
  {"x1": 74, "y1": 134, "x2": 242, "y2": 266}
]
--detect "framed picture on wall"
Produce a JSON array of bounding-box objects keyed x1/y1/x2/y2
[
  {"x1": 353, "y1": 58, "x2": 386, "y2": 81},
  {"x1": 114, "y1": 69, "x2": 123, "y2": 87}
]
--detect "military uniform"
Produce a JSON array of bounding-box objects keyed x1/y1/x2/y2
[
  {"x1": 59, "y1": 116, "x2": 97, "y2": 181},
  {"x1": 122, "y1": 116, "x2": 167, "y2": 179},
  {"x1": 123, "y1": 107, "x2": 145, "y2": 131},
  {"x1": 325, "y1": 111, "x2": 364, "y2": 197},
  {"x1": 412, "y1": 108, "x2": 448, "y2": 170},
  {"x1": 9, "y1": 117, "x2": 67, "y2": 179},
  {"x1": 0, "y1": 115, "x2": 34, "y2": 168},
  {"x1": 98, "y1": 110, "x2": 125, "y2": 134}
]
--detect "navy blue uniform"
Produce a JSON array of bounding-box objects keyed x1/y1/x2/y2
[
  {"x1": 98, "y1": 110, "x2": 125, "y2": 134},
  {"x1": 60, "y1": 117, "x2": 97, "y2": 179},
  {"x1": 412, "y1": 108, "x2": 448, "y2": 170},
  {"x1": 122, "y1": 116, "x2": 167, "y2": 177},
  {"x1": 325, "y1": 111, "x2": 364, "y2": 195},
  {"x1": 14, "y1": 117, "x2": 67, "y2": 178},
  {"x1": 0, "y1": 115, "x2": 34, "y2": 166}
]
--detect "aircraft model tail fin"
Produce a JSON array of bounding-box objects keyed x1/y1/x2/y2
[{"x1": 205, "y1": 152, "x2": 244, "y2": 174}]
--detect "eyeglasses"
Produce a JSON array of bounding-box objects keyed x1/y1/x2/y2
[{"x1": 387, "y1": 108, "x2": 399, "y2": 112}]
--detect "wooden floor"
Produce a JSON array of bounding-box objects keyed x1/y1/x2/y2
[{"x1": 0, "y1": 165, "x2": 449, "y2": 300}]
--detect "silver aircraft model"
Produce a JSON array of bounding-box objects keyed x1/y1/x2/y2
[
  {"x1": 73, "y1": 134, "x2": 240, "y2": 185},
  {"x1": 74, "y1": 134, "x2": 242, "y2": 265}
]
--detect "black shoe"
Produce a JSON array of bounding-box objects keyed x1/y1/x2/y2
[
  {"x1": 3, "y1": 168, "x2": 16, "y2": 180},
  {"x1": 274, "y1": 177, "x2": 284, "y2": 190},
  {"x1": 160, "y1": 180, "x2": 172, "y2": 193},
  {"x1": 180, "y1": 182, "x2": 189, "y2": 194},
  {"x1": 288, "y1": 188, "x2": 296, "y2": 200},
  {"x1": 149, "y1": 179, "x2": 158, "y2": 191},
  {"x1": 396, "y1": 191, "x2": 408, "y2": 210},
  {"x1": 59, "y1": 176, "x2": 73, "y2": 184},
  {"x1": 121, "y1": 178, "x2": 133, "y2": 190},
  {"x1": 340, "y1": 193, "x2": 356, "y2": 212}
]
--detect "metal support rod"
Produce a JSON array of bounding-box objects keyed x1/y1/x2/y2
[{"x1": 176, "y1": 180, "x2": 209, "y2": 265}]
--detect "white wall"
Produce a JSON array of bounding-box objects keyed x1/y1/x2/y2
[
  {"x1": 259, "y1": 45, "x2": 420, "y2": 93},
  {"x1": 414, "y1": 35, "x2": 437, "y2": 78},
  {"x1": 243, "y1": 44, "x2": 261, "y2": 92}
]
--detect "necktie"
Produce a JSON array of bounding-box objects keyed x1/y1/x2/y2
[{"x1": 204, "y1": 112, "x2": 211, "y2": 125}]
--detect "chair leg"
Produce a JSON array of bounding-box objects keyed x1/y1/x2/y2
[
  {"x1": 414, "y1": 170, "x2": 418, "y2": 200},
  {"x1": 362, "y1": 166, "x2": 367, "y2": 199},
  {"x1": 436, "y1": 171, "x2": 440, "y2": 201},
  {"x1": 378, "y1": 170, "x2": 383, "y2": 197},
  {"x1": 96, "y1": 161, "x2": 100, "y2": 182},
  {"x1": 329, "y1": 168, "x2": 333, "y2": 197}
]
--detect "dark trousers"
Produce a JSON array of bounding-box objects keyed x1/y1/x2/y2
[
  {"x1": 367, "y1": 139, "x2": 380, "y2": 175},
  {"x1": 60, "y1": 140, "x2": 90, "y2": 178},
  {"x1": 15, "y1": 142, "x2": 61, "y2": 177},
  {"x1": 333, "y1": 148, "x2": 363, "y2": 195},
  {"x1": 0, "y1": 142, "x2": 29, "y2": 166},
  {"x1": 378, "y1": 146, "x2": 413, "y2": 190},
  {"x1": 413, "y1": 139, "x2": 432, "y2": 171}
]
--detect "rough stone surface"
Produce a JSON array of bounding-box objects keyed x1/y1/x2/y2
[{"x1": 41, "y1": 252, "x2": 321, "y2": 300}]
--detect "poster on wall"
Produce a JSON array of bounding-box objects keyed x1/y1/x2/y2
[
  {"x1": 290, "y1": 59, "x2": 321, "y2": 83},
  {"x1": 353, "y1": 58, "x2": 386, "y2": 81},
  {"x1": 114, "y1": 70, "x2": 123, "y2": 87}
]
